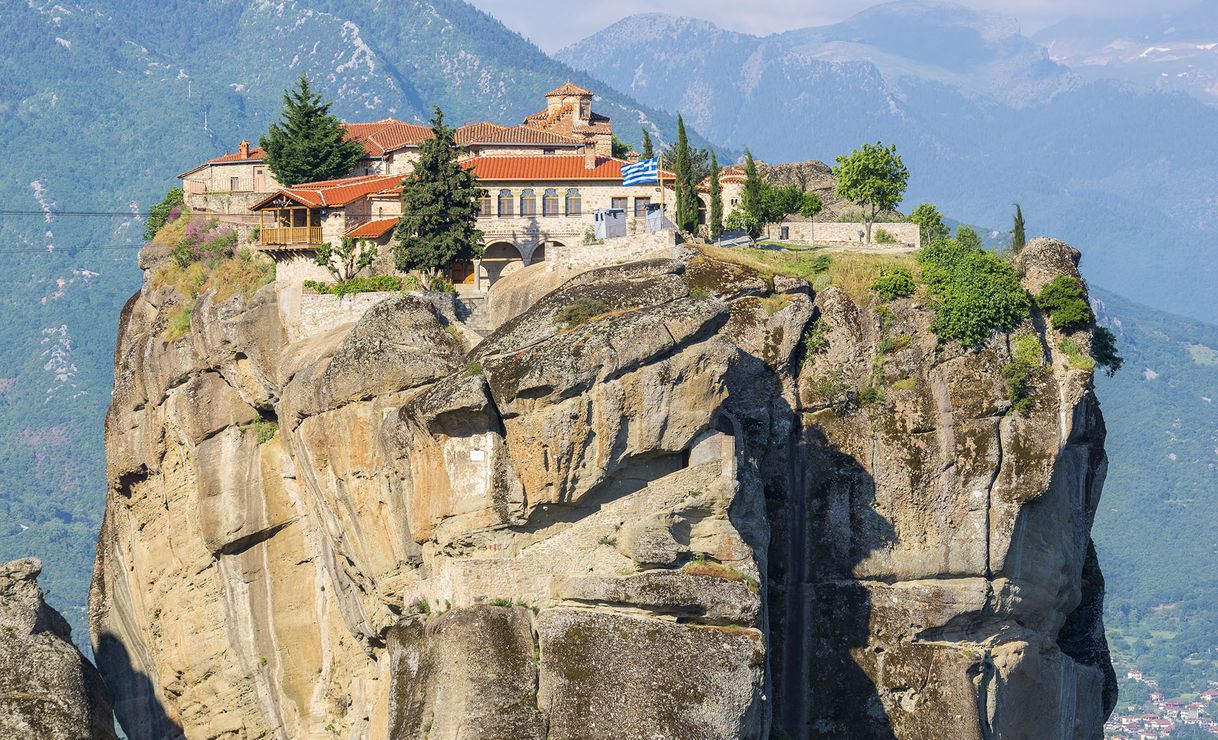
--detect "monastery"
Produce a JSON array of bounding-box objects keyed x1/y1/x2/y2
[{"x1": 179, "y1": 83, "x2": 730, "y2": 293}]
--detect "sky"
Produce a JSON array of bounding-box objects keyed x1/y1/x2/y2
[{"x1": 466, "y1": 0, "x2": 1199, "y2": 52}]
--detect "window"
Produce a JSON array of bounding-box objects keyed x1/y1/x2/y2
[
  {"x1": 730, "y1": 198, "x2": 739, "y2": 207},
  {"x1": 542, "y1": 188, "x2": 560, "y2": 217},
  {"x1": 230, "y1": 176, "x2": 241, "y2": 192},
  {"x1": 479, "y1": 191, "x2": 492, "y2": 216},
  {"x1": 634, "y1": 197, "x2": 651, "y2": 218},
  {"x1": 565, "y1": 188, "x2": 582, "y2": 216},
  {"x1": 520, "y1": 189, "x2": 537, "y2": 216},
  {"x1": 543, "y1": 148, "x2": 556, "y2": 156},
  {"x1": 497, "y1": 189, "x2": 514, "y2": 217},
  {"x1": 611, "y1": 197, "x2": 627, "y2": 212}
]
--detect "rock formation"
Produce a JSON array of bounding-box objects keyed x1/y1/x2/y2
[
  {"x1": 1, "y1": 558, "x2": 116, "y2": 739},
  {"x1": 90, "y1": 237, "x2": 1115, "y2": 738}
]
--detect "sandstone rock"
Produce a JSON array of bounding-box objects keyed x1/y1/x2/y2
[{"x1": 1, "y1": 559, "x2": 117, "y2": 740}]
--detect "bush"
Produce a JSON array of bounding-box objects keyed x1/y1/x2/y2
[
  {"x1": 917, "y1": 237, "x2": 1030, "y2": 347},
  {"x1": 170, "y1": 218, "x2": 238, "y2": 268},
  {"x1": 555, "y1": 297, "x2": 611, "y2": 328},
  {"x1": 801, "y1": 318, "x2": 828, "y2": 356},
  {"x1": 165, "y1": 302, "x2": 194, "y2": 342},
  {"x1": 870, "y1": 266, "x2": 915, "y2": 301},
  {"x1": 1060, "y1": 336, "x2": 1097, "y2": 372},
  {"x1": 144, "y1": 186, "x2": 184, "y2": 240},
  {"x1": 1037, "y1": 275, "x2": 1092, "y2": 332},
  {"x1": 252, "y1": 419, "x2": 278, "y2": 445},
  {"x1": 303, "y1": 274, "x2": 415, "y2": 296},
  {"x1": 1092, "y1": 325, "x2": 1124, "y2": 377},
  {"x1": 1004, "y1": 332, "x2": 1043, "y2": 415},
  {"x1": 874, "y1": 227, "x2": 897, "y2": 244}
]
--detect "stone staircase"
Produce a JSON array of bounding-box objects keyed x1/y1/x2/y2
[{"x1": 455, "y1": 295, "x2": 492, "y2": 336}]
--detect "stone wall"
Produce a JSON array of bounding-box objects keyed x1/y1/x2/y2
[
  {"x1": 765, "y1": 220, "x2": 920, "y2": 247},
  {"x1": 290, "y1": 291, "x2": 401, "y2": 342},
  {"x1": 547, "y1": 230, "x2": 679, "y2": 271}
]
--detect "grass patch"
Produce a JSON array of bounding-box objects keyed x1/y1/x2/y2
[
  {"x1": 153, "y1": 249, "x2": 274, "y2": 303},
  {"x1": 554, "y1": 297, "x2": 611, "y2": 328},
  {"x1": 463, "y1": 360, "x2": 483, "y2": 378},
  {"x1": 252, "y1": 419, "x2": 278, "y2": 445},
  {"x1": 164, "y1": 301, "x2": 195, "y2": 342},
  {"x1": 1060, "y1": 336, "x2": 1096, "y2": 372},
  {"x1": 892, "y1": 376, "x2": 918, "y2": 391},
  {"x1": 684, "y1": 556, "x2": 760, "y2": 592},
  {"x1": 412, "y1": 598, "x2": 430, "y2": 615},
  {"x1": 487, "y1": 597, "x2": 513, "y2": 608},
  {"x1": 1004, "y1": 331, "x2": 1044, "y2": 415}
]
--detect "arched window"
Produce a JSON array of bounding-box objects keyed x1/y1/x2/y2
[
  {"x1": 565, "y1": 188, "x2": 581, "y2": 216},
  {"x1": 542, "y1": 188, "x2": 559, "y2": 217},
  {"x1": 520, "y1": 189, "x2": 537, "y2": 217},
  {"x1": 479, "y1": 191, "x2": 492, "y2": 217},
  {"x1": 497, "y1": 189, "x2": 514, "y2": 217}
]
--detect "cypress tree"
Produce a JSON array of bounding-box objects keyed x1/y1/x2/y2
[
  {"x1": 742, "y1": 148, "x2": 763, "y2": 224},
  {"x1": 394, "y1": 107, "x2": 486, "y2": 285},
  {"x1": 673, "y1": 115, "x2": 699, "y2": 234},
  {"x1": 1012, "y1": 203, "x2": 1027, "y2": 252},
  {"x1": 640, "y1": 130, "x2": 654, "y2": 160},
  {"x1": 260, "y1": 75, "x2": 364, "y2": 186},
  {"x1": 709, "y1": 150, "x2": 724, "y2": 240}
]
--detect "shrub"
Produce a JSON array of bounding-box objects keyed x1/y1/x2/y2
[
  {"x1": 689, "y1": 287, "x2": 710, "y2": 299},
  {"x1": 874, "y1": 227, "x2": 897, "y2": 244},
  {"x1": 1036, "y1": 275, "x2": 1092, "y2": 332},
  {"x1": 463, "y1": 360, "x2": 483, "y2": 378},
  {"x1": 801, "y1": 318, "x2": 828, "y2": 356},
  {"x1": 488, "y1": 597, "x2": 513, "y2": 608},
  {"x1": 1092, "y1": 326, "x2": 1124, "y2": 376},
  {"x1": 170, "y1": 218, "x2": 238, "y2": 268},
  {"x1": 916, "y1": 237, "x2": 1030, "y2": 348},
  {"x1": 1059, "y1": 336, "x2": 1096, "y2": 372},
  {"x1": 165, "y1": 302, "x2": 194, "y2": 342},
  {"x1": 412, "y1": 598, "x2": 430, "y2": 614},
  {"x1": 555, "y1": 297, "x2": 611, "y2": 328},
  {"x1": 870, "y1": 266, "x2": 915, "y2": 301},
  {"x1": 252, "y1": 419, "x2": 278, "y2": 445},
  {"x1": 144, "y1": 186, "x2": 184, "y2": 240},
  {"x1": 1004, "y1": 332, "x2": 1043, "y2": 415},
  {"x1": 303, "y1": 274, "x2": 406, "y2": 296}
]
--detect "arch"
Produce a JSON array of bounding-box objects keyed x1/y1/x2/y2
[
  {"x1": 565, "y1": 188, "x2": 581, "y2": 216},
  {"x1": 542, "y1": 188, "x2": 560, "y2": 217},
  {"x1": 697, "y1": 195, "x2": 708, "y2": 225},
  {"x1": 497, "y1": 189, "x2": 514, "y2": 217},
  {"x1": 480, "y1": 241, "x2": 525, "y2": 285},
  {"x1": 520, "y1": 189, "x2": 537, "y2": 217}
]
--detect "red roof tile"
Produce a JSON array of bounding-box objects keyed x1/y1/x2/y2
[
  {"x1": 456, "y1": 122, "x2": 583, "y2": 146},
  {"x1": 545, "y1": 82, "x2": 593, "y2": 97},
  {"x1": 207, "y1": 146, "x2": 266, "y2": 164},
  {"x1": 346, "y1": 217, "x2": 399, "y2": 239},
  {"x1": 462, "y1": 155, "x2": 672, "y2": 182},
  {"x1": 251, "y1": 175, "x2": 403, "y2": 210}
]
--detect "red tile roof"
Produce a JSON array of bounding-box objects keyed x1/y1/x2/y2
[
  {"x1": 345, "y1": 217, "x2": 399, "y2": 239},
  {"x1": 251, "y1": 175, "x2": 402, "y2": 210},
  {"x1": 545, "y1": 82, "x2": 592, "y2": 97},
  {"x1": 462, "y1": 155, "x2": 672, "y2": 182},
  {"x1": 456, "y1": 122, "x2": 583, "y2": 146},
  {"x1": 207, "y1": 146, "x2": 266, "y2": 164}
]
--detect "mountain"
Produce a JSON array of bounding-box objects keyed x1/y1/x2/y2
[
  {"x1": 0, "y1": 0, "x2": 712, "y2": 648},
  {"x1": 1035, "y1": 0, "x2": 1218, "y2": 106},
  {"x1": 557, "y1": 4, "x2": 1218, "y2": 327}
]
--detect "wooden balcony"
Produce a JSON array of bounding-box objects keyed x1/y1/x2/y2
[{"x1": 259, "y1": 226, "x2": 322, "y2": 248}]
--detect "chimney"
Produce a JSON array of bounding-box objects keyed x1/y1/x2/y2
[
  {"x1": 238, "y1": 140, "x2": 250, "y2": 159},
  {"x1": 625, "y1": 149, "x2": 640, "y2": 163},
  {"x1": 584, "y1": 138, "x2": 597, "y2": 170}
]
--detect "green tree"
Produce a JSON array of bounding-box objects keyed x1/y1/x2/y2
[
  {"x1": 314, "y1": 236, "x2": 376, "y2": 281},
  {"x1": 611, "y1": 134, "x2": 631, "y2": 159},
  {"x1": 910, "y1": 203, "x2": 948, "y2": 244},
  {"x1": 708, "y1": 150, "x2": 724, "y2": 240},
  {"x1": 1011, "y1": 202, "x2": 1027, "y2": 252},
  {"x1": 394, "y1": 107, "x2": 486, "y2": 284},
  {"x1": 1037, "y1": 275, "x2": 1092, "y2": 331},
  {"x1": 955, "y1": 224, "x2": 983, "y2": 249},
  {"x1": 725, "y1": 208, "x2": 762, "y2": 243},
  {"x1": 144, "y1": 186, "x2": 184, "y2": 240},
  {"x1": 259, "y1": 75, "x2": 365, "y2": 187},
  {"x1": 759, "y1": 183, "x2": 804, "y2": 226},
  {"x1": 671, "y1": 114, "x2": 700, "y2": 234},
  {"x1": 833, "y1": 141, "x2": 910, "y2": 242},
  {"x1": 640, "y1": 130, "x2": 655, "y2": 160},
  {"x1": 742, "y1": 148, "x2": 763, "y2": 224},
  {"x1": 800, "y1": 192, "x2": 824, "y2": 220}
]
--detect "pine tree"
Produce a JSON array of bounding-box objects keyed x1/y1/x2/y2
[
  {"x1": 640, "y1": 130, "x2": 654, "y2": 160},
  {"x1": 708, "y1": 150, "x2": 724, "y2": 240},
  {"x1": 260, "y1": 75, "x2": 364, "y2": 186},
  {"x1": 1012, "y1": 202, "x2": 1027, "y2": 252},
  {"x1": 741, "y1": 148, "x2": 763, "y2": 224},
  {"x1": 394, "y1": 107, "x2": 486, "y2": 284},
  {"x1": 672, "y1": 115, "x2": 699, "y2": 234}
]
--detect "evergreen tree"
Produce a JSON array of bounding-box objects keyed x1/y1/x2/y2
[
  {"x1": 672, "y1": 115, "x2": 699, "y2": 234},
  {"x1": 394, "y1": 107, "x2": 486, "y2": 284},
  {"x1": 1011, "y1": 202, "x2": 1027, "y2": 252},
  {"x1": 708, "y1": 150, "x2": 724, "y2": 240},
  {"x1": 260, "y1": 75, "x2": 364, "y2": 186},
  {"x1": 741, "y1": 149, "x2": 764, "y2": 224},
  {"x1": 640, "y1": 130, "x2": 654, "y2": 160}
]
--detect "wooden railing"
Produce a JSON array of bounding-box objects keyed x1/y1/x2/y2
[{"x1": 259, "y1": 226, "x2": 322, "y2": 246}]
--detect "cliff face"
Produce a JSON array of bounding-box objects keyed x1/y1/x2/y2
[
  {"x1": 90, "y1": 238, "x2": 1115, "y2": 739},
  {"x1": 1, "y1": 558, "x2": 116, "y2": 739}
]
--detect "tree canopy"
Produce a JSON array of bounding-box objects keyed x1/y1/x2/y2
[
  {"x1": 833, "y1": 141, "x2": 909, "y2": 242},
  {"x1": 640, "y1": 130, "x2": 654, "y2": 160},
  {"x1": 394, "y1": 107, "x2": 485, "y2": 281},
  {"x1": 671, "y1": 115, "x2": 700, "y2": 234},
  {"x1": 1011, "y1": 203, "x2": 1027, "y2": 252},
  {"x1": 910, "y1": 203, "x2": 948, "y2": 244},
  {"x1": 260, "y1": 75, "x2": 364, "y2": 187},
  {"x1": 708, "y1": 150, "x2": 724, "y2": 239}
]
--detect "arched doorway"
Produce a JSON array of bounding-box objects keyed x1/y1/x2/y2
[
  {"x1": 529, "y1": 241, "x2": 562, "y2": 266},
  {"x1": 697, "y1": 196, "x2": 708, "y2": 225},
  {"x1": 480, "y1": 242, "x2": 524, "y2": 287}
]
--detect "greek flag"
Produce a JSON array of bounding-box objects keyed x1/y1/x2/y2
[{"x1": 621, "y1": 157, "x2": 659, "y2": 186}]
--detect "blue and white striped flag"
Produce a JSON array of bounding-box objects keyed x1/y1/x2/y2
[{"x1": 621, "y1": 157, "x2": 659, "y2": 186}]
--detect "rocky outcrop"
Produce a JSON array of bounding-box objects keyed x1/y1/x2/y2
[
  {"x1": 91, "y1": 239, "x2": 1114, "y2": 738},
  {"x1": 1, "y1": 558, "x2": 116, "y2": 739}
]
